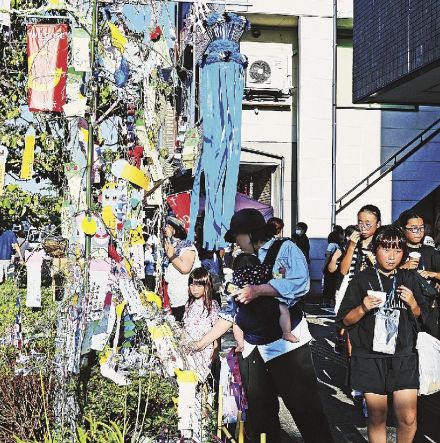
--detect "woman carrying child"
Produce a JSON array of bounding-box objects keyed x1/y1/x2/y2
[
  {"x1": 193, "y1": 208, "x2": 333, "y2": 443},
  {"x1": 336, "y1": 225, "x2": 427, "y2": 443}
]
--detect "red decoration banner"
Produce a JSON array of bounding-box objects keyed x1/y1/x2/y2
[
  {"x1": 166, "y1": 192, "x2": 191, "y2": 231},
  {"x1": 27, "y1": 23, "x2": 69, "y2": 112}
]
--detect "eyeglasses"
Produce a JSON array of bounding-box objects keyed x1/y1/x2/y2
[
  {"x1": 404, "y1": 226, "x2": 425, "y2": 233},
  {"x1": 357, "y1": 222, "x2": 375, "y2": 230}
]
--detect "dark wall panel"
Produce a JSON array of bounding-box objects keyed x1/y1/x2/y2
[{"x1": 353, "y1": 0, "x2": 440, "y2": 102}]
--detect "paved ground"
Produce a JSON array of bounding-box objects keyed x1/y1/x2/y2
[{"x1": 223, "y1": 294, "x2": 440, "y2": 443}]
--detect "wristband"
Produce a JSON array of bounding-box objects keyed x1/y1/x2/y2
[{"x1": 360, "y1": 304, "x2": 369, "y2": 314}]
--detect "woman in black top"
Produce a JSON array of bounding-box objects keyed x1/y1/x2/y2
[
  {"x1": 336, "y1": 226, "x2": 427, "y2": 443},
  {"x1": 398, "y1": 209, "x2": 440, "y2": 284}
]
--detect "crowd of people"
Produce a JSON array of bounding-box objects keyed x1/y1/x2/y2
[
  {"x1": 158, "y1": 203, "x2": 439, "y2": 443},
  {"x1": 3, "y1": 204, "x2": 438, "y2": 442}
]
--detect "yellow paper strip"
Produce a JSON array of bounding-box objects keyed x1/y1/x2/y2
[
  {"x1": 108, "y1": 23, "x2": 127, "y2": 53},
  {"x1": 21, "y1": 133, "x2": 35, "y2": 179}
]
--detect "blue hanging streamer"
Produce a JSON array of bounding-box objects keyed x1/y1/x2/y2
[{"x1": 188, "y1": 15, "x2": 248, "y2": 250}]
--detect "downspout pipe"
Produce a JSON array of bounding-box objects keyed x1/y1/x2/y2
[{"x1": 331, "y1": 0, "x2": 338, "y2": 228}]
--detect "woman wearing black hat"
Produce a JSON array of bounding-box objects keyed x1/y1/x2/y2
[
  {"x1": 163, "y1": 216, "x2": 200, "y2": 321},
  {"x1": 193, "y1": 208, "x2": 333, "y2": 443}
]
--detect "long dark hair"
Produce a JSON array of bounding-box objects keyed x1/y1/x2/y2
[{"x1": 187, "y1": 267, "x2": 214, "y2": 315}]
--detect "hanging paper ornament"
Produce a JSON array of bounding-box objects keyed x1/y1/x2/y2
[
  {"x1": 0, "y1": 0, "x2": 11, "y2": 28},
  {"x1": 27, "y1": 24, "x2": 68, "y2": 112},
  {"x1": 20, "y1": 127, "x2": 35, "y2": 179},
  {"x1": 129, "y1": 225, "x2": 145, "y2": 246},
  {"x1": 108, "y1": 243, "x2": 122, "y2": 262},
  {"x1": 102, "y1": 205, "x2": 117, "y2": 236},
  {"x1": 130, "y1": 190, "x2": 141, "y2": 209},
  {"x1": 111, "y1": 159, "x2": 150, "y2": 190},
  {"x1": 0, "y1": 145, "x2": 8, "y2": 195},
  {"x1": 72, "y1": 28, "x2": 91, "y2": 72},
  {"x1": 92, "y1": 218, "x2": 110, "y2": 249},
  {"x1": 150, "y1": 25, "x2": 162, "y2": 42},
  {"x1": 114, "y1": 57, "x2": 130, "y2": 87},
  {"x1": 128, "y1": 145, "x2": 144, "y2": 168},
  {"x1": 140, "y1": 291, "x2": 162, "y2": 309},
  {"x1": 175, "y1": 369, "x2": 199, "y2": 438},
  {"x1": 108, "y1": 22, "x2": 127, "y2": 53},
  {"x1": 81, "y1": 215, "x2": 98, "y2": 235},
  {"x1": 25, "y1": 249, "x2": 45, "y2": 308}
]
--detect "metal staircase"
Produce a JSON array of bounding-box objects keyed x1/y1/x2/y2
[{"x1": 335, "y1": 116, "x2": 440, "y2": 214}]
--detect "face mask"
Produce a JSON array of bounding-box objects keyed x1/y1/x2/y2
[{"x1": 295, "y1": 229, "x2": 303, "y2": 236}]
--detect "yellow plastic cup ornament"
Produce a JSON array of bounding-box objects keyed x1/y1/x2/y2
[{"x1": 81, "y1": 215, "x2": 98, "y2": 236}]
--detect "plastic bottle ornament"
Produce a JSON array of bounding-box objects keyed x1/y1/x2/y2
[
  {"x1": 130, "y1": 190, "x2": 141, "y2": 209},
  {"x1": 150, "y1": 26, "x2": 162, "y2": 41},
  {"x1": 114, "y1": 57, "x2": 130, "y2": 87},
  {"x1": 81, "y1": 215, "x2": 98, "y2": 235}
]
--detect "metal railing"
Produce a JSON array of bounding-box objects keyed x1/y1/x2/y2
[{"x1": 335, "y1": 116, "x2": 440, "y2": 214}]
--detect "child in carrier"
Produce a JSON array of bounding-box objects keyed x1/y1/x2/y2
[{"x1": 229, "y1": 253, "x2": 298, "y2": 351}]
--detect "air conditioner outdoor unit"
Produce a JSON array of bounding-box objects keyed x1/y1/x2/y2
[{"x1": 245, "y1": 55, "x2": 291, "y2": 90}]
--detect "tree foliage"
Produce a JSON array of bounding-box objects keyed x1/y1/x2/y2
[{"x1": 0, "y1": 184, "x2": 62, "y2": 229}]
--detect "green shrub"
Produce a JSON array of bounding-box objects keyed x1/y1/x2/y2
[
  {"x1": 83, "y1": 367, "x2": 179, "y2": 440},
  {"x1": 0, "y1": 280, "x2": 56, "y2": 442}
]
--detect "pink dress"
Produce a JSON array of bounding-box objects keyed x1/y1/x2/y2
[{"x1": 183, "y1": 297, "x2": 220, "y2": 380}]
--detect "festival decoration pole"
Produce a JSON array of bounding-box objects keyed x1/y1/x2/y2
[{"x1": 85, "y1": 0, "x2": 98, "y2": 262}]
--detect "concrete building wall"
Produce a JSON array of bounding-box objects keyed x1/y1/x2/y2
[{"x1": 240, "y1": 27, "x2": 297, "y2": 235}]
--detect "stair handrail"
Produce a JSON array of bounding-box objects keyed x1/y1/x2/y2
[{"x1": 336, "y1": 116, "x2": 440, "y2": 212}]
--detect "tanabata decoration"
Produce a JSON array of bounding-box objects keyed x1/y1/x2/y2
[
  {"x1": 188, "y1": 12, "x2": 250, "y2": 249},
  {"x1": 111, "y1": 159, "x2": 150, "y2": 190},
  {"x1": 21, "y1": 127, "x2": 35, "y2": 179},
  {"x1": 72, "y1": 28, "x2": 91, "y2": 72},
  {"x1": 81, "y1": 215, "x2": 98, "y2": 236},
  {"x1": 108, "y1": 22, "x2": 127, "y2": 53},
  {"x1": 175, "y1": 369, "x2": 200, "y2": 440},
  {"x1": 0, "y1": 0, "x2": 11, "y2": 27},
  {"x1": 150, "y1": 25, "x2": 162, "y2": 41},
  {"x1": 27, "y1": 23, "x2": 68, "y2": 112},
  {"x1": 0, "y1": 145, "x2": 8, "y2": 195},
  {"x1": 25, "y1": 249, "x2": 45, "y2": 308},
  {"x1": 167, "y1": 192, "x2": 191, "y2": 232}
]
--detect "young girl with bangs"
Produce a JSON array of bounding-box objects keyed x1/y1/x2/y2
[
  {"x1": 183, "y1": 267, "x2": 220, "y2": 381},
  {"x1": 336, "y1": 226, "x2": 427, "y2": 443}
]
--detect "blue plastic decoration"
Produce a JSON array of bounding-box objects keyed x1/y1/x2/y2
[
  {"x1": 188, "y1": 12, "x2": 249, "y2": 250},
  {"x1": 114, "y1": 57, "x2": 130, "y2": 87}
]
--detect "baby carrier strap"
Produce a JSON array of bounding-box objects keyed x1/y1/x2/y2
[{"x1": 263, "y1": 238, "x2": 290, "y2": 270}]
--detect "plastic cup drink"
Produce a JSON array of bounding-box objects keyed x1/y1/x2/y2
[{"x1": 408, "y1": 251, "x2": 421, "y2": 265}]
